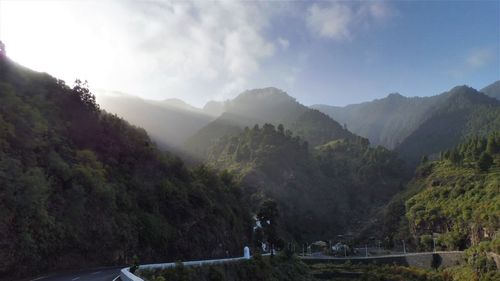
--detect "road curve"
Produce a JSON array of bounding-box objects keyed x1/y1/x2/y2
[{"x1": 18, "y1": 267, "x2": 121, "y2": 281}]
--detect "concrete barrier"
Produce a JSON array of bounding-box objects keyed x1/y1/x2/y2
[
  {"x1": 301, "y1": 251, "x2": 465, "y2": 269},
  {"x1": 120, "y1": 250, "x2": 262, "y2": 281}
]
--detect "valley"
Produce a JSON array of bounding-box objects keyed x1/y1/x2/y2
[
  {"x1": 0, "y1": 1, "x2": 498, "y2": 280},
  {"x1": 1, "y1": 56, "x2": 498, "y2": 281}
]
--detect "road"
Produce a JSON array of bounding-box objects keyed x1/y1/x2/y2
[
  {"x1": 300, "y1": 251, "x2": 464, "y2": 260},
  {"x1": 19, "y1": 267, "x2": 121, "y2": 281}
]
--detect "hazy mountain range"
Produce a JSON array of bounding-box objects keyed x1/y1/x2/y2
[
  {"x1": 96, "y1": 91, "x2": 216, "y2": 151},
  {"x1": 312, "y1": 82, "x2": 500, "y2": 166},
  {"x1": 97, "y1": 81, "x2": 499, "y2": 168}
]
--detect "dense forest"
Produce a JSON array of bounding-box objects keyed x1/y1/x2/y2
[
  {"x1": 365, "y1": 132, "x2": 499, "y2": 256},
  {"x1": 205, "y1": 123, "x2": 405, "y2": 241},
  {"x1": 406, "y1": 132, "x2": 499, "y2": 251},
  {"x1": 0, "y1": 59, "x2": 253, "y2": 277}
]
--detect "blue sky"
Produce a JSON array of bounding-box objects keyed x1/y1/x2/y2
[
  {"x1": 1, "y1": 0, "x2": 498, "y2": 107},
  {"x1": 257, "y1": 0, "x2": 499, "y2": 106}
]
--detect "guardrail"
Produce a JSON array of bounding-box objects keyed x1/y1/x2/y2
[
  {"x1": 300, "y1": 251, "x2": 465, "y2": 269},
  {"x1": 120, "y1": 247, "x2": 259, "y2": 281}
]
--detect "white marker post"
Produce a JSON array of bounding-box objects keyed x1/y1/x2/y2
[{"x1": 244, "y1": 246, "x2": 250, "y2": 259}]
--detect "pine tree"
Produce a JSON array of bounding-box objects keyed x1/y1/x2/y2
[
  {"x1": 486, "y1": 135, "x2": 498, "y2": 155},
  {"x1": 477, "y1": 152, "x2": 493, "y2": 172}
]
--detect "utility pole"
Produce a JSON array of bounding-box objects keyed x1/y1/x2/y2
[
  {"x1": 402, "y1": 240, "x2": 406, "y2": 254},
  {"x1": 433, "y1": 238, "x2": 437, "y2": 253},
  {"x1": 365, "y1": 244, "x2": 368, "y2": 257},
  {"x1": 344, "y1": 245, "x2": 347, "y2": 257}
]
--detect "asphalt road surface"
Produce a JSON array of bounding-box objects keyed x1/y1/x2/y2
[{"x1": 21, "y1": 267, "x2": 122, "y2": 281}]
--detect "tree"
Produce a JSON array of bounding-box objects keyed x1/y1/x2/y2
[
  {"x1": 449, "y1": 149, "x2": 462, "y2": 165},
  {"x1": 477, "y1": 152, "x2": 493, "y2": 172},
  {"x1": 72, "y1": 79, "x2": 99, "y2": 112},
  {"x1": 257, "y1": 200, "x2": 280, "y2": 247},
  {"x1": 277, "y1": 124, "x2": 284, "y2": 135},
  {"x1": 421, "y1": 155, "x2": 429, "y2": 164},
  {"x1": 486, "y1": 135, "x2": 498, "y2": 155}
]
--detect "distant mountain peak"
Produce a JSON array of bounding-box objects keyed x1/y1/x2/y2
[
  {"x1": 163, "y1": 97, "x2": 189, "y2": 105},
  {"x1": 386, "y1": 92, "x2": 404, "y2": 99},
  {"x1": 480, "y1": 80, "x2": 500, "y2": 100},
  {"x1": 236, "y1": 87, "x2": 293, "y2": 101},
  {"x1": 162, "y1": 98, "x2": 200, "y2": 112}
]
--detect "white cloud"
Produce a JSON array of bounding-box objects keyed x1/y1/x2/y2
[
  {"x1": 366, "y1": 1, "x2": 394, "y2": 21},
  {"x1": 306, "y1": 1, "x2": 394, "y2": 40},
  {"x1": 1, "y1": 0, "x2": 277, "y2": 106},
  {"x1": 277, "y1": 37, "x2": 290, "y2": 50},
  {"x1": 448, "y1": 47, "x2": 497, "y2": 78},
  {"x1": 307, "y1": 3, "x2": 353, "y2": 40},
  {"x1": 466, "y1": 48, "x2": 495, "y2": 68}
]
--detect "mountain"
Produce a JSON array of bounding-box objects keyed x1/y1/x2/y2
[
  {"x1": 396, "y1": 86, "x2": 500, "y2": 166},
  {"x1": 311, "y1": 93, "x2": 448, "y2": 149},
  {"x1": 186, "y1": 87, "x2": 356, "y2": 158},
  {"x1": 162, "y1": 97, "x2": 204, "y2": 113},
  {"x1": 96, "y1": 92, "x2": 215, "y2": 150},
  {"x1": 0, "y1": 58, "x2": 251, "y2": 277},
  {"x1": 366, "y1": 132, "x2": 499, "y2": 255},
  {"x1": 481, "y1": 80, "x2": 500, "y2": 100},
  {"x1": 203, "y1": 100, "x2": 226, "y2": 116},
  {"x1": 204, "y1": 123, "x2": 406, "y2": 241},
  {"x1": 313, "y1": 85, "x2": 500, "y2": 167}
]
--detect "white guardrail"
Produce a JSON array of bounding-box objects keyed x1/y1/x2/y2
[
  {"x1": 121, "y1": 247, "x2": 266, "y2": 281},
  {"x1": 120, "y1": 256, "x2": 249, "y2": 281}
]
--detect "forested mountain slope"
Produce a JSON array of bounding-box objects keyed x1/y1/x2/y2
[
  {"x1": 205, "y1": 124, "x2": 405, "y2": 241},
  {"x1": 365, "y1": 132, "x2": 499, "y2": 255},
  {"x1": 405, "y1": 132, "x2": 499, "y2": 251},
  {"x1": 186, "y1": 87, "x2": 355, "y2": 158},
  {"x1": 313, "y1": 85, "x2": 500, "y2": 168},
  {"x1": 396, "y1": 86, "x2": 500, "y2": 166},
  {"x1": 0, "y1": 58, "x2": 251, "y2": 277},
  {"x1": 311, "y1": 93, "x2": 447, "y2": 149}
]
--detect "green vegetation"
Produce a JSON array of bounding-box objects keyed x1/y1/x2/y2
[
  {"x1": 310, "y1": 263, "x2": 447, "y2": 281},
  {"x1": 368, "y1": 133, "x2": 499, "y2": 251},
  {"x1": 0, "y1": 59, "x2": 252, "y2": 277},
  {"x1": 139, "y1": 258, "x2": 499, "y2": 281},
  {"x1": 360, "y1": 132, "x2": 499, "y2": 279},
  {"x1": 310, "y1": 262, "x2": 500, "y2": 281},
  {"x1": 205, "y1": 123, "x2": 405, "y2": 241},
  {"x1": 138, "y1": 254, "x2": 313, "y2": 281},
  {"x1": 406, "y1": 132, "x2": 500, "y2": 251},
  {"x1": 396, "y1": 87, "x2": 500, "y2": 167},
  {"x1": 185, "y1": 87, "x2": 356, "y2": 159}
]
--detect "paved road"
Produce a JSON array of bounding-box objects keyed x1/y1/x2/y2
[{"x1": 20, "y1": 267, "x2": 121, "y2": 281}]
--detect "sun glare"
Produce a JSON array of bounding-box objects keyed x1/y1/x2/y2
[{"x1": 0, "y1": 1, "x2": 113, "y2": 89}]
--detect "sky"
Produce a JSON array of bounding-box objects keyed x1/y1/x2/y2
[{"x1": 0, "y1": 0, "x2": 498, "y2": 107}]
